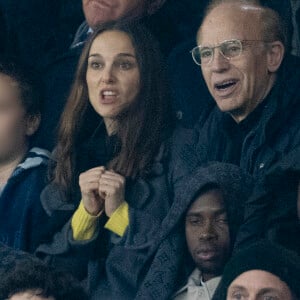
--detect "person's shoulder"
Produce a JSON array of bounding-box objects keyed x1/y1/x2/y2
[{"x1": 11, "y1": 148, "x2": 50, "y2": 177}]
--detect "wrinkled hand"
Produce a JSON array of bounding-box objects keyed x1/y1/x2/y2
[
  {"x1": 98, "y1": 170, "x2": 126, "y2": 217},
  {"x1": 79, "y1": 167, "x2": 105, "y2": 216}
]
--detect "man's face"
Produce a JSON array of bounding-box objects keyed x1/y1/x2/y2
[
  {"x1": 82, "y1": 0, "x2": 147, "y2": 29},
  {"x1": 198, "y1": 4, "x2": 278, "y2": 122},
  {"x1": 227, "y1": 270, "x2": 294, "y2": 300},
  {"x1": 185, "y1": 188, "x2": 230, "y2": 281}
]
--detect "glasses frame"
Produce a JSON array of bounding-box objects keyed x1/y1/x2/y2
[{"x1": 190, "y1": 39, "x2": 269, "y2": 66}]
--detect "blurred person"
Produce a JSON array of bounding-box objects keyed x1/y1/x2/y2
[
  {"x1": 0, "y1": 257, "x2": 88, "y2": 300},
  {"x1": 0, "y1": 58, "x2": 49, "y2": 252}
]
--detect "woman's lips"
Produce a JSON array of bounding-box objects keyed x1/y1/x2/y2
[{"x1": 100, "y1": 90, "x2": 118, "y2": 104}]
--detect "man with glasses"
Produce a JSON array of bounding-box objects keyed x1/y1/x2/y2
[
  {"x1": 173, "y1": 0, "x2": 300, "y2": 253},
  {"x1": 181, "y1": 0, "x2": 300, "y2": 178}
]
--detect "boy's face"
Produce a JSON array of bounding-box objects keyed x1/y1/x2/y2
[
  {"x1": 0, "y1": 74, "x2": 38, "y2": 162},
  {"x1": 185, "y1": 188, "x2": 231, "y2": 281}
]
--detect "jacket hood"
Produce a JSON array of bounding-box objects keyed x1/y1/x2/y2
[{"x1": 162, "y1": 162, "x2": 254, "y2": 249}]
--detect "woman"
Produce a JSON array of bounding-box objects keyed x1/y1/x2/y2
[{"x1": 35, "y1": 21, "x2": 175, "y2": 298}]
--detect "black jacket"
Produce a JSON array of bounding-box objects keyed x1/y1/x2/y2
[{"x1": 179, "y1": 54, "x2": 300, "y2": 179}]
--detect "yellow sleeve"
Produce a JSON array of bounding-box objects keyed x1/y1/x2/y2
[
  {"x1": 104, "y1": 202, "x2": 129, "y2": 237},
  {"x1": 71, "y1": 201, "x2": 102, "y2": 241}
]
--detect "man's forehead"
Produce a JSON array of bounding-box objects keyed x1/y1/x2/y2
[{"x1": 197, "y1": 3, "x2": 263, "y2": 43}]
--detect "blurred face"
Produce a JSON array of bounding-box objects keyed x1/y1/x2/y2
[
  {"x1": 198, "y1": 4, "x2": 278, "y2": 122},
  {"x1": 86, "y1": 30, "x2": 140, "y2": 131},
  {"x1": 227, "y1": 270, "x2": 294, "y2": 300},
  {"x1": 0, "y1": 74, "x2": 36, "y2": 163},
  {"x1": 82, "y1": 0, "x2": 147, "y2": 29},
  {"x1": 185, "y1": 188, "x2": 230, "y2": 281},
  {"x1": 10, "y1": 290, "x2": 55, "y2": 300}
]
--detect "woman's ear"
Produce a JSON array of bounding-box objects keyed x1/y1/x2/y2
[
  {"x1": 267, "y1": 41, "x2": 285, "y2": 73},
  {"x1": 25, "y1": 113, "x2": 41, "y2": 136}
]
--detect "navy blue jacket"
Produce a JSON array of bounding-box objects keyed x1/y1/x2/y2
[{"x1": 0, "y1": 148, "x2": 50, "y2": 252}]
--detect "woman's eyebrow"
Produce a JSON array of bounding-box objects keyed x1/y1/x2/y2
[
  {"x1": 88, "y1": 53, "x2": 136, "y2": 59},
  {"x1": 116, "y1": 53, "x2": 136, "y2": 58}
]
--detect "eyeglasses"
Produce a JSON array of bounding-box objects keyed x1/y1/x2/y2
[{"x1": 190, "y1": 39, "x2": 268, "y2": 66}]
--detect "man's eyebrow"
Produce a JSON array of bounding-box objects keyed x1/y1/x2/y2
[
  {"x1": 257, "y1": 288, "x2": 282, "y2": 298},
  {"x1": 228, "y1": 285, "x2": 247, "y2": 292},
  {"x1": 228, "y1": 285, "x2": 248, "y2": 293}
]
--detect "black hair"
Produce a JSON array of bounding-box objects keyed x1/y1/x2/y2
[
  {"x1": 0, "y1": 259, "x2": 88, "y2": 300},
  {"x1": 0, "y1": 57, "x2": 41, "y2": 116}
]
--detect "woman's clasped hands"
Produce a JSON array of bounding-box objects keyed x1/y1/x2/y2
[{"x1": 79, "y1": 167, "x2": 126, "y2": 217}]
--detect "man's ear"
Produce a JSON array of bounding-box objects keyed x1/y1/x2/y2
[
  {"x1": 267, "y1": 41, "x2": 285, "y2": 73},
  {"x1": 25, "y1": 113, "x2": 41, "y2": 136},
  {"x1": 147, "y1": 0, "x2": 166, "y2": 15}
]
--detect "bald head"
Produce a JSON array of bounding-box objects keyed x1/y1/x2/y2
[
  {"x1": 198, "y1": 0, "x2": 287, "y2": 48},
  {"x1": 199, "y1": 2, "x2": 264, "y2": 42}
]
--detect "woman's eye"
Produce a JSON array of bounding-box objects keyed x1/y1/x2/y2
[
  {"x1": 116, "y1": 60, "x2": 134, "y2": 70},
  {"x1": 89, "y1": 61, "x2": 103, "y2": 69}
]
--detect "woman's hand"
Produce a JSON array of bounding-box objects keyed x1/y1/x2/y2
[
  {"x1": 79, "y1": 166, "x2": 105, "y2": 216},
  {"x1": 98, "y1": 170, "x2": 126, "y2": 217}
]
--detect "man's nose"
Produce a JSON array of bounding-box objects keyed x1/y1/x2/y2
[
  {"x1": 198, "y1": 221, "x2": 217, "y2": 240},
  {"x1": 210, "y1": 49, "x2": 230, "y2": 72}
]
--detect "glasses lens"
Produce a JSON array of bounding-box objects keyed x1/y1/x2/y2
[
  {"x1": 191, "y1": 47, "x2": 202, "y2": 65},
  {"x1": 199, "y1": 47, "x2": 213, "y2": 65},
  {"x1": 221, "y1": 40, "x2": 242, "y2": 59}
]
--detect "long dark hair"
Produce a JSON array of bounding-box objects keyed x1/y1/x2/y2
[{"x1": 53, "y1": 21, "x2": 174, "y2": 193}]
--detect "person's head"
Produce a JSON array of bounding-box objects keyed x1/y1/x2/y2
[
  {"x1": 54, "y1": 21, "x2": 173, "y2": 191},
  {"x1": 0, "y1": 260, "x2": 88, "y2": 300},
  {"x1": 185, "y1": 185, "x2": 230, "y2": 281},
  {"x1": 0, "y1": 59, "x2": 41, "y2": 162},
  {"x1": 180, "y1": 163, "x2": 253, "y2": 281},
  {"x1": 9, "y1": 290, "x2": 54, "y2": 300},
  {"x1": 212, "y1": 240, "x2": 300, "y2": 300},
  {"x1": 192, "y1": 0, "x2": 286, "y2": 123},
  {"x1": 227, "y1": 270, "x2": 295, "y2": 300},
  {"x1": 82, "y1": 0, "x2": 167, "y2": 29}
]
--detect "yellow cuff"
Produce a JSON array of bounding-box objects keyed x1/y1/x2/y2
[
  {"x1": 104, "y1": 202, "x2": 129, "y2": 237},
  {"x1": 71, "y1": 201, "x2": 102, "y2": 241}
]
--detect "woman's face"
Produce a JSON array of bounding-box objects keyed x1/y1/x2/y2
[{"x1": 86, "y1": 30, "x2": 140, "y2": 130}]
